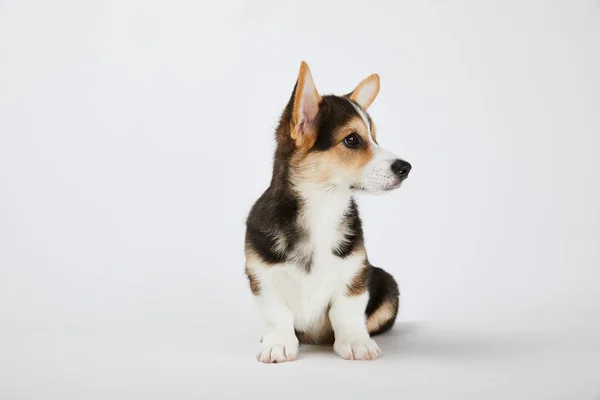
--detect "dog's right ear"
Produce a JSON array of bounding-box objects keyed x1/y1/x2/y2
[
  {"x1": 291, "y1": 61, "x2": 321, "y2": 148},
  {"x1": 348, "y1": 73, "x2": 380, "y2": 110}
]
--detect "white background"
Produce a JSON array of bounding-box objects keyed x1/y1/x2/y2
[{"x1": 1, "y1": 0, "x2": 599, "y2": 399}]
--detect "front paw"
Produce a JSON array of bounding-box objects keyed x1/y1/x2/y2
[
  {"x1": 257, "y1": 333, "x2": 298, "y2": 363},
  {"x1": 334, "y1": 337, "x2": 381, "y2": 360}
]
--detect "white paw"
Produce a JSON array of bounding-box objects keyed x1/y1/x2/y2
[
  {"x1": 334, "y1": 337, "x2": 381, "y2": 360},
  {"x1": 256, "y1": 333, "x2": 298, "y2": 363}
]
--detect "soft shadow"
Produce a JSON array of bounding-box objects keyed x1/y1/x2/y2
[
  {"x1": 299, "y1": 322, "x2": 547, "y2": 360},
  {"x1": 375, "y1": 322, "x2": 548, "y2": 360}
]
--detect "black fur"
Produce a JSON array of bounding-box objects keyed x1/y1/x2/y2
[
  {"x1": 311, "y1": 96, "x2": 361, "y2": 151},
  {"x1": 245, "y1": 190, "x2": 301, "y2": 265},
  {"x1": 332, "y1": 200, "x2": 364, "y2": 258},
  {"x1": 366, "y1": 265, "x2": 400, "y2": 336}
]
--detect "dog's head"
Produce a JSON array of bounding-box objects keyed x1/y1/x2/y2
[{"x1": 279, "y1": 62, "x2": 411, "y2": 194}]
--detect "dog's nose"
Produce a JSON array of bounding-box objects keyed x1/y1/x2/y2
[{"x1": 391, "y1": 159, "x2": 412, "y2": 180}]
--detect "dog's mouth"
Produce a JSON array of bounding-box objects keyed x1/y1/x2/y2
[
  {"x1": 382, "y1": 180, "x2": 403, "y2": 191},
  {"x1": 386, "y1": 181, "x2": 403, "y2": 190},
  {"x1": 350, "y1": 180, "x2": 402, "y2": 192}
]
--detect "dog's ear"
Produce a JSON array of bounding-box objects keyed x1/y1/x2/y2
[
  {"x1": 349, "y1": 73, "x2": 380, "y2": 110},
  {"x1": 291, "y1": 61, "x2": 321, "y2": 148}
]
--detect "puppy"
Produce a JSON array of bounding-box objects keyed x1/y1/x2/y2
[{"x1": 245, "y1": 62, "x2": 411, "y2": 363}]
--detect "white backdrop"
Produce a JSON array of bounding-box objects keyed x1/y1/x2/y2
[{"x1": 1, "y1": 1, "x2": 599, "y2": 399}]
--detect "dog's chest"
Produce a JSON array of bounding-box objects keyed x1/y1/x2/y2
[
  {"x1": 273, "y1": 250, "x2": 361, "y2": 332},
  {"x1": 276, "y1": 191, "x2": 363, "y2": 330}
]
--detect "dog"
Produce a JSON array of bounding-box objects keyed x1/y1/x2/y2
[{"x1": 245, "y1": 62, "x2": 411, "y2": 363}]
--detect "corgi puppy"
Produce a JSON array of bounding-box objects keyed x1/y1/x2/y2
[{"x1": 245, "y1": 62, "x2": 411, "y2": 363}]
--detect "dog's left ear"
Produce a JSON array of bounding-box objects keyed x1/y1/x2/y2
[
  {"x1": 349, "y1": 74, "x2": 380, "y2": 110},
  {"x1": 291, "y1": 61, "x2": 321, "y2": 148}
]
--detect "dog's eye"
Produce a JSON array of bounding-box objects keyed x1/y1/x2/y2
[{"x1": 343, "y1": 133, "x2": 360, "y2": 149}]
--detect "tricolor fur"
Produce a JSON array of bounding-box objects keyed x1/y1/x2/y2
[{"x1": 245, "y1": 62, "x2": 412, "y2": 363}]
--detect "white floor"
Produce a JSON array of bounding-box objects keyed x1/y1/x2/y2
[{"x1": 2, "y1": 309, "x2": 598, "y2": 399}]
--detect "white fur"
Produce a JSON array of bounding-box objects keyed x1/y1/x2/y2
[
  {"x1": 248, "y1": 185, "x2": 378, "y2": 363},
  {"x1": 255, "y1": 288, "x2": 298, "y2": 362},
  {"x1": 350, "y1": 101, "x2": 372, "y2": 138},
  {"x1": 329, "y1": 291, "x2": 380, "y2": 359},
  {"x1": 360, "y1": 144, "x2": 403, "y2": 193},
  {"x1": 334, "y1": 337, "x2": 381, "y2": 360}
]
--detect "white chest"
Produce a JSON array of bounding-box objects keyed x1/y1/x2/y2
[
  {"x1": 263, "y1": 187, "x2": 365, "y2": 331},
  {"x1": 265, "y1": 254, "x2": 364, "y2": 332}
]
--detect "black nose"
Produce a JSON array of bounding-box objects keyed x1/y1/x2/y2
[{"x1": 391, "y1": 159, "x2": 412, "y2": 179}]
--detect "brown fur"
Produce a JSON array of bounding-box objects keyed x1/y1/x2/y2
[
  {"x1": 367, "y1": 300, "x2": 397, "y2": 334},
  {"x1": 245, "y1": 266, "x2": 260, "y2": 295},
  {"x1": 244, "y1": 250, "x2": 262, "y2": 295},
  {"x1": 346, "y1": 262, "x2": 370, "y2": 296},
  {"x1": 290, "y1": 115, "x2": 374, "y2": 185}
]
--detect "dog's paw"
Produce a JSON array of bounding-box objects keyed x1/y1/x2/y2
[
  {"x1": 334, "y1": 337, "x2": 381, "y2": 360},
  {"x1": 256, "y1": 333, "x2": 298, "y2": 363}
]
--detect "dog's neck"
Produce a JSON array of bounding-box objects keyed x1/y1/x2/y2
[
  {"x1": 293, "y1": 181, "x2": 353, "y2": 245},
  {"x1": 294, "y1": 180, "x2": 352, "y2": 206}
]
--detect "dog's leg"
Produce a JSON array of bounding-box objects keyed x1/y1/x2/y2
[
  {"x1": 255, "y1": 286, "x2": 298, "y2": 363},
  {"x1": 329, "y1": 291, "x2": 381, "y2": 360}
]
